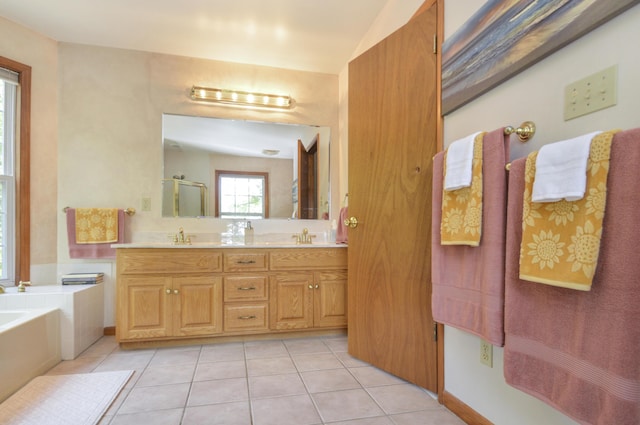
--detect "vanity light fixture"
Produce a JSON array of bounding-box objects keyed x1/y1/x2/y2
[{"x1": 190, "y1": 86, "x2": 294, "y2": 110}]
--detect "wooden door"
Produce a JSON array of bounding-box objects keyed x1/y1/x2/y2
[
  {"x1": 297, "y1": 136, "x2": 318, "y2": 219},
  {"x1": 269, "y1": 273, "x2": 314, "y2": 330},
  {"x1": 347, "y1": 4, "x2": 438, "y2": 391},
  {"x1": 174, "y1": 276, "x2": 223, "y2": 336},
  {"x1": 314, "y1": 271, "x2": 348, "y2": 327}
]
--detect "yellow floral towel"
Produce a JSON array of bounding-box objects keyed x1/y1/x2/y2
[
  {"x1": 519, "y1": 131, "x2": 617, "y2": 290},
  {"x1": 441, "y1": 132, "x2": 485, "y2": 246},
  {"x1": 75, "y1": 208, "x2": 119, "y2": 244}
]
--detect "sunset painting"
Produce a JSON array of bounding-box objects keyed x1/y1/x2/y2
[{"x1": 442, "y1": 0, "x2": 639, "y2": 114}]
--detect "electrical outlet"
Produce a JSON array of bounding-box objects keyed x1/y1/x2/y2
[
  {"x1": 141, "y1": 197, "x2": 151, "y2": 212},
  {"x1": 480, "y1": 339, "x2": 493, "y2": 368},
  {"x1": 564, "y1": 65, "x2": 617, "y2": 121}
]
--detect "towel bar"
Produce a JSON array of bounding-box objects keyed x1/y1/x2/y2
[
  {"x1": 504, "y1": 121, "x2": 536, "y2": 142},
  {"x1": 63, "y1": 207, "x2": 136, "y2": 216}
]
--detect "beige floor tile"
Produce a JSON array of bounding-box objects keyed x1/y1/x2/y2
[
  {"x1": 292, "y1": 352, "x2": 343, "y2": 372},
  {"x1": 249, "y1": 373, "x2": 307, "y2": 399},
  {"x1": 182, "y1": 401, "x2": 251, "y2": 425},
  {"x1": 328, "y1": 417, "x2": 394, "y2": 425},
  {"x1": 110, "y1": 407, "x2": 184, "y2": 425},
  {"x1": 390, "y1": 408, "x2": 467, "y2": 425},
  {"x1": 194, "y1": 359, "x2": 246, "y2": 381},
  {"x1": 45, "y1": 355, "x2": 107, "y2": 375},
  {"x1": 311, "y1": 388, "x2": 385, "y2": 422},
  {"x1": 301, "y1": 368, "x2": 361, "y2": 393},
  {"x1": 93, "y1": 352, "x2": 154, "y2": 372},
  {"x1": 199, "y1": 342, "x2": 245, "y2": 363},
  {"x1": 336, "y1": 351, "x2": 370, "y2": 368},
  {"x1": 324, "y1": 337, "x2": 349, "y2": 352},
  {"x1": 118, "y1": 383, "x2": 190, "y2": 414},
  {"x1": 349, "y1": 366, "x2": 406, "y2": 387},
  {"x1": 149, "y1": 347, "x2": 201, "y2": 367},
  {"x1": 283, "y1": 337, "x2": 332, "y2": 354},
  {"x1": 80, "y1": 336, "x2": 118, "y2": 357},
  {"x1": 366, "y1": 384, "x2": 440, "y2": 415},
  {"x1": 136, "y1": 364, "x2": 196, "y2": 387},
  {"x1": 247, "y1": 356, "x2": 297, "y2": 376},
  {"x1": 251, "y1": 394, "x2": 322, "y2": 425},
  {"x1": 244, "y1": 340, "x2": 288, "y2": 359},
  {"x1": 188, "y1": 377, "x2": 248, "y2": 406}
]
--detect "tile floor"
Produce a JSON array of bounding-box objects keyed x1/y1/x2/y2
[{"x1": 45, "y1": 334, "x2": 466, "y2": 425}]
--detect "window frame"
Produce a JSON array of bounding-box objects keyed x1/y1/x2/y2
[
  {"x1": 214, "y1": 170, "x2": 270, "y2": 219},
  {"x1": 0, "y1": 56, "x2": 31, "y2": 285}
]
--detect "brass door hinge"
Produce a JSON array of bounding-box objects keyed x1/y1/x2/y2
[
  {"x1": 433, "y1": 34, "x2": 437, "y2": 54},
  {"x1": 433, "y1": 323, "x2": 438, "y2": 341}
]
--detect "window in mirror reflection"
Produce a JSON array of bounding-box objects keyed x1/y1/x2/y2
[{"x1": 216, "y1": 171, "x2": 270, "y2": 219}]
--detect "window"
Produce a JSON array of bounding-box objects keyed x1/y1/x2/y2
[
  {"x1": 0, "y1": 69, "x2": 17, "y2": 284},
  {"x1": 0, "y1": 56, "x2": 31, "y2": 285},
  {"x1": 215, "y1": 171, "x2": 269, "y2": 219}
]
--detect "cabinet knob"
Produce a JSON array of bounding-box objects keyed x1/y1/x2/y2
[
  {"x1": 165, "y1": 288, "x2": 171, "y2": 294},
  {"x1": 173, "y1": 289, "x2": 179, "y2": 295},
  {"x1": 308, "y1": 285, "x2": 313, "y2": 289},
  {"x1": 315, "y1": 284, "x2": 319, "y2": 289}
]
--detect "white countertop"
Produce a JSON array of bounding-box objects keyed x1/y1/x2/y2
[{"x1": 112, "y1": 242, "x2": 347, "y2": 249}]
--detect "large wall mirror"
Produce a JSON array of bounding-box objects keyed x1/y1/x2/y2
[{"x1": 162, "y1": 114, "x2": 331, "y2": 219}]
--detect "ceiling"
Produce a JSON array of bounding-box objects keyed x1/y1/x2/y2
[{"x1": 0, "y1": 0, "x2": 389, "y2": 74}]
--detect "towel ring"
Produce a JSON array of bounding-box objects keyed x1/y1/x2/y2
[{"x1": 504, "y1": 121, "x2": 536, "y2": 143}]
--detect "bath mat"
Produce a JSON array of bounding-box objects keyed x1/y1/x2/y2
[{"x1": 0, "y1": 370, "x2": 133, "y2": 425}]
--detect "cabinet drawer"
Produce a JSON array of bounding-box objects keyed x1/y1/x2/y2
[
  {"x1": 224, "y1": 304, "x2": 269, "y2": 332},
  {"x1": 223, "y1": 252, "x2": 268, "y2": 272},
  {"x1": 224, "y1": 276, "x2": 268, "y2": 302},
  {"x1": 117, "y1": 249, "x2": 222, "y2": 274},
  {"x1": 270, "y1": 248, "x2": 347, "y2": 270}
]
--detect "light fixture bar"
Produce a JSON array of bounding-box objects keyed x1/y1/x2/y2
[{"x1": 190, "y1": 86, "x2": 293, "y2": 109}]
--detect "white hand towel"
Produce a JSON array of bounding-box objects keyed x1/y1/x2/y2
[
  {"x1": 444, "y1": 132, "x2": 481, "y2": 191},
  {"x1": 531, "y1": 131, "x2": 602, "y2": 203}
]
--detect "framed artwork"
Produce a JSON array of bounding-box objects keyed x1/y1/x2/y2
[{"x1": 442, "y1": 0, "x2": 640, "y2": 114}]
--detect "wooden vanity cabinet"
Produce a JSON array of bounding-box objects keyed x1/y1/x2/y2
[
  {"x1": 116, "y1": 247, "x2": 347, "y2": 344},
  {"x1": 116, "y1": 249, "x2": 223, "y2": 342},
  {"x1": 270, "y1": 249, "x2": 348, "y2": 330}
]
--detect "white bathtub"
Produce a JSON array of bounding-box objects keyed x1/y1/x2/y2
[
  {"x1": 0, "y1": 308, "x2": 61, "y2": 402},
  {"x1": 0, "y1": 284, "x2": 104, "y2": 359}
]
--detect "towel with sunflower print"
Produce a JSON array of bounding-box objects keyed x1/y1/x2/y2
[
  {"x1": 519, "y1": 131, "x2": 618, "y2": 290},
  {"x1": 75, "y1": 208, "x2": 119, "y2": 244},
  {"x1": 441, "y1": 132, "x2": 485, "y2": 246}
]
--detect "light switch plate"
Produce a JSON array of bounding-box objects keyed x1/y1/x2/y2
[
  {"x1": 141, "y1": 197, "x2": 151, "y2": 212},
  {"x1": 564, "y1": 65, "x2": 617, "y2": 121}
]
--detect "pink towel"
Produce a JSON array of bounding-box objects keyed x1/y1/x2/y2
[
  {"x1": 431, "y1": 128, "x2": 510, "y2": 346},
  {"x1": 336, "y1": 206, "x2": 348, "y2": 244},
  {"x1": 504, "y1": 128, "x2": 640, "y2": 425},
  {"x1": 67, "y1": 208, "x2": 125, "y2": 259}
]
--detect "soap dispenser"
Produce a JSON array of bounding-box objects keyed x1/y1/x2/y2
[{"x1": 244, "y1": 221, "x2": 254, "y2": 245}]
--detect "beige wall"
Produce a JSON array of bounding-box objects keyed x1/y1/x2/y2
[
  {"x1": 57, "y1": 43, "x2": 339, "y2": 262},
  {"x1": 0, "y1": 17, "x2": 58, "y2": 272}
]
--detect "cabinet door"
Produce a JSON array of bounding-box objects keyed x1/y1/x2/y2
[
  {"x1": 269, "y1": 273, "x2": 314, "y2": 330},
  {"x1": 314, "y1": 271, "x2": 348, "y2": 328},
  {"x1": 174, "y1": 276, "x2": 223, "y2": 336},
  {"x1": 117, "y1": 275, "x2": 172, "y2": 341}
]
